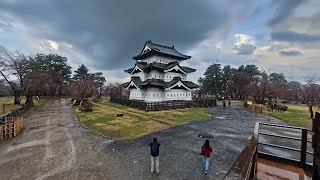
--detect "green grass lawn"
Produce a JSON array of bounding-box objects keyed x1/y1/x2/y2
[
  {"x1": 264, "y1": 103, "x2": 313, "y2": 128},
  {"x1": 75, "y1": 99, "x2": 211, "y2": 140},
  {"x1": 0, "y1": 96, "x2": 50, "y2": 116}
]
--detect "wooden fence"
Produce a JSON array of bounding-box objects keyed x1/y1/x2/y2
[
  {"x1": 0, "y1": 102, "x2": 30, "y2": 142},
  {"x1": 224, "y1": 122, "x2": 315, "y2": 179},
  {"x1": 244, "y1": 102, "x2": 264, "y2": 113},
  {"x1": 110, "y1": 97, "x2": 217, "y2": 111},
  {"x1": 313, "y1": 112, "x2": 320, "y2": 179},
  {"x1": 0, "y1": 117, "x2": 23, "y2": 142}
]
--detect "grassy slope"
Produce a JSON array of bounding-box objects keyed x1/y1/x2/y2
[
  {"x1": 0, "y1": 96, "x2": 50, "y2": 116},
  {"x1": 264, "y1": 103, "x2": 313, "y2": 128},
  {"x1": 75, "y1": 99, "x2": 210, "y2": 140},
  {"x1": 229, "y1": 99, "x2": 313, "y2": 128}
]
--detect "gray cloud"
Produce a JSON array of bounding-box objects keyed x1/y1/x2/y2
[
  {"x1": 233, "y1": 44, "x2": 256, "y2": 55},
  {"x1": 0, "y1": 0, "x2": 255, "y2": 74},
  {"x1": 268, "y1": 0, "x2": 306, "y2": 26},
  {"x1": 279, "y1": 50, "x2": 303, "y2": 56},
  {"x1": 271, "y1": 31, "x2": 320, "y2": 42}
]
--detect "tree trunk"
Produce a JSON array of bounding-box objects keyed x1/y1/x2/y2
[
  {"x1": 14, "y1": 95, "x2": 21, "y2": 104},
  {"x1": 13, "y1": 91, "x2": 21, "y2": 104},
  {"x1": 309, "y1": 105, "x2": 314, "y2": 119},
  {"x1": 26, "y1": 95, "x2": 33, "y2": 105}
]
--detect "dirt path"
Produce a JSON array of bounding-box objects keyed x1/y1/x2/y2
[
  {"x1": 0, "y1": 99, "x2": 306, "y2": 179},
  {"x1": 0, "y1": 99, "x2": 116, "y2": 179}
]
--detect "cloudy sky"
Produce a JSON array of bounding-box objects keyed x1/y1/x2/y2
[{"x1": 0, "y1": 0, "x2": 319, "y2": 83}]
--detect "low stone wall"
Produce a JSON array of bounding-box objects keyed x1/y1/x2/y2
[
  {"x1": 110, "y1": 97, "x2": 216, "y2": 111},
  {"x1": 0, "y1": 103, "x2": 31, "y2": 121}
]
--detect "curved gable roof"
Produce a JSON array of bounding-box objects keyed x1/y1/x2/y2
[
  {"x1": 165, "y1": 77, "x2": 199, "y2": 90},
  {"x1": 133, "y1": 40, "x2": 191, "y2": 60}
]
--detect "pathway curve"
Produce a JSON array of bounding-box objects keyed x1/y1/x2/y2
[{"x1": 0, "y1": 99, "x2": 303, "y2": 179}]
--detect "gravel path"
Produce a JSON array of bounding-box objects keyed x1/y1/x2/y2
[{"x1": 0, "y1": 99, "x2": 308, "y2": 180}]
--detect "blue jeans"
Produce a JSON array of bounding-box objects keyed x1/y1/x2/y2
[{"x1": 203, "y1": 157, "x2": 209, "y2": 171}]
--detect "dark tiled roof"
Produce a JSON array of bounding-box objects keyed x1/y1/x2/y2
[
  {"x1": 139, "y1": 78, "x2": 168, "y2": 88},
  {"x1": 165, "y1": 77, "x2": 199, "y2": 89},
  {"x1": 165, "y1": 77, "x2": 180, "y2": 88},
  {"x1": 180, "y1": 66, "x2": 196, "y2": 73},
  {"x1": 182, "y1": 81, "x2": 199, "y2": 89},
  {"x1": 124, "y1": 67, "x2": 134, "y2": 73},
  {"x1": 124, "y1": 76, "x2": 198, "y2": 89},
  {"x1": 123, "y1": 76, "x2": 143, "y2": 88},
  {"x1": 132, "y1": 40, "x2": 191, "y2": 60},
  {"x1": 164, "y1": 61, "x2": 179, "y2": 70},
  {"x1": 124, "y1": 61, "x2": 196, "y2": 74},
  {"x1": 124, "y1": 62, "x2": 148, "y2": 73},
  {"x1": 122, "y1": 81, "x2": 130, "y2": 87}
]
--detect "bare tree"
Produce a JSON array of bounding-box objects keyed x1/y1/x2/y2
[
  {"x1": 298, "y1": 76, "x2": 320, "y2": 119},
  {"x1": 0, "y1": 46, "x2": 28, "y2": 104}
]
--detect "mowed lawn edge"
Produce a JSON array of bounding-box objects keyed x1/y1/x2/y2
[
  {"x1": 263, "y1": 103, "x2": 314, "y2": 128},
  {"x1": 0, "y1": 96, "x2": 50, "y2": 116},
  {"x1": 75, "y1": 99, "x2": 211, "y2": 140}
]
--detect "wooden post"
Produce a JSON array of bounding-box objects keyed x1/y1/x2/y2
[
  {"x1": 313, "y1": 112, "x2": 320, "y2": 179},
  {"x1": 300, "y1": 128, "x2": 307, "y2": 168}
]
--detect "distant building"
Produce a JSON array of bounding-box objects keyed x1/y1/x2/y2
[{"x1": 123, "y1": 40, "x2": 198, "y2": 102}]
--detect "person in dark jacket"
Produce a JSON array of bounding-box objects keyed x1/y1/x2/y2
[
  {"x1": 149, "y1": 137, "x2": 161, "y2": 173},
  {"x1": 228, "y1": 100, "x2": 231, "y2": 108},
  {"x1": 200, "y1": 140, "x2": 212, "y2": 174}
]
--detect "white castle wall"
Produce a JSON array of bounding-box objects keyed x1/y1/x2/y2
[
  {"x1": 145, "y1": 70, "x2": 164, "y2": 79},
  {"x1": 142, "y1": 88, "x2": 165, "y2": 102},
  {"x1": 132, "y1": 72, "x2": 146, "y2": 81},
  {"x1": 129, "y1": 89, "x2": 142, "y2": 100},
  {"x1": 129, "y1": 88, "x2": 192, "y2": 102},
  {"x1": 164, "y1": 72, "x2": 186, "y2": 82},
  {"x1": 165, "y1": 89, "x2": 192, "y2": 101},
  {"x1": 140, "y1": 55, "x2": 181, "y2": 64}
]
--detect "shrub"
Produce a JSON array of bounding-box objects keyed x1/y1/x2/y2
[{"x1": 79, "y1": 99, "x2": 93, "y2": 112}]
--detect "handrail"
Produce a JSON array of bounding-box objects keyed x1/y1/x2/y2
[
  {"x1": 259, "y1": 132, "x2": 302, "y2": 141},
  {"x1": 259, "y1": 122, "x2": 312, "y2": 131},
  {"x1": 257, "y1": 122, "x2": 311, "y2": 168},
  {"x1": 258, "y1": 142, "x2": 301, "y2": 152},
  {"x1": 224, "y1": 136, "x2": 258, "y2": 180}
]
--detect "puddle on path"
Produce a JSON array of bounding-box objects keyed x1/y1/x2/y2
[
  {"x1": 101, "y1": 139, "x2": 115, "y2": 147},
  {"x1": 215, "y1": 116, "x2": 226, "y2": 119}
]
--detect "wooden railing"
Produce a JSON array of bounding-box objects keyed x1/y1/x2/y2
[
  {"x1": 224, "y1": 136, "x2": 258, "y2": 180},
  {"x1": 0, "y1": 117, "x2": 24, "y2": 142},
  {"x1": 257, "y1": 122, "x2": 313, "y2": 168},
  {"x1": 224, "y1": 122, "x2": 315, "y2": 179},
  {"x1": 313, "y1": 112, "x2": 320, "y2": 179}
]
